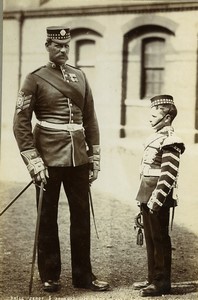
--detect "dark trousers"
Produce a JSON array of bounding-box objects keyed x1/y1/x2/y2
[
  {"x1": 36, "y1": 164, "x2": 92, "y2": 285},
  {"x1": 141, "y1": 204, "x2": 172, "y2": 287}
]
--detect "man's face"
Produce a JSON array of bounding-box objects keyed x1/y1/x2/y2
[
  {"x1": 46, "y1": 41, "x2": 70, "y2": 65},
  {"x1": 149, "y1": 106, "x2": 168, "y2": 131}
]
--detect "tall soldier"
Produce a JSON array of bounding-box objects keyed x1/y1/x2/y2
[
  {"x1": 13, "y1": 26, "x2": 109, "y2": 293},
  {"x1": 133, "y1": 95, "x2": 185, "y2": 297}
]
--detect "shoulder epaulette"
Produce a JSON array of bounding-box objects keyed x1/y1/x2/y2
[
  {"x1": 162, "y1": 134, "x2": 185, "y2": 154},
  {"x1": 31, "y1": 66, "x2": 46, "y2": 74}
]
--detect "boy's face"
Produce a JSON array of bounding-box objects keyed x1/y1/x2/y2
[{"x1": 149, "y1": 106, "x2": 170, "y2": 131}]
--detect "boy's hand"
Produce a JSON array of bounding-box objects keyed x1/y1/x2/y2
[{"x1": 89, "y1": 169, "x2": 99, "y2": 183}]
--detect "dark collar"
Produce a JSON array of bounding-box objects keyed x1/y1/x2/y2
[{"x1": 47, "y1": 61, "x2": 67, "y2": 70}]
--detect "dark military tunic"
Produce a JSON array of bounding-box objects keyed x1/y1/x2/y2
[{"x1": 13, "y1": 62, "x2": 99, "y2": 167}]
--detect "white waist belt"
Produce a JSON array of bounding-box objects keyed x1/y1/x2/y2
[
  {"x1": 38, "y1": 121, "x2": 83, "y2": 131},
  {"x1": 142, "y1": 168, "x2": 161, "y2": 176}
]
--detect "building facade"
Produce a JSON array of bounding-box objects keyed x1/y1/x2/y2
[{"x1": 2, "y1": 1, "x2": 198, "y2": 192}]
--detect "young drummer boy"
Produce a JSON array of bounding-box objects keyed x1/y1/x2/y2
[{"x1": 133, "y1": 95, "x2": 185, "y2": 297}]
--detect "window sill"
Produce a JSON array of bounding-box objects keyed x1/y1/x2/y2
[{"x1": 124, "y1": 98, "x2": 150, "y2": 107}]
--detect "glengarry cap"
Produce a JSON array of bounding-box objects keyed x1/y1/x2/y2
[
  {"x1": 46, "y1": 26, "x2": 71, "y2": 44},
  {"x1": 150, "y1": 95, "x2": 174, "y2": 108}
]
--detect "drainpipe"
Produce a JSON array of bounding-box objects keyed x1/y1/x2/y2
[
  {"x1": 195, "y1": 34, "x2": 198, "y2": 143},
  {"x1": 16, "y1": 11, "x2": 24, "y2": 90},
  {"x1": 0, "y1": 1, "x2": 3, "y2": 159},
  {"x1": 120, "y1": 40, "x2": 128, "y2": 138}
]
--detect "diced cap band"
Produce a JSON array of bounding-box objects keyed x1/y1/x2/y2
[
  {"x1": 150, "y1": 94, "x2": 174, "y2": 108},
  {"x1": 46, "y1": 26, "x2": 71, "y2": 42}
]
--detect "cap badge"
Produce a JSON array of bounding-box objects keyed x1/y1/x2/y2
[{"x1": 60, "y1": 29, "x2": 66, "y2": 36}]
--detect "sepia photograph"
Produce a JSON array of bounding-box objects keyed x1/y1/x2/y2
[{"x1": 0, "y1": 0, "x2": 198, "y2": 299}]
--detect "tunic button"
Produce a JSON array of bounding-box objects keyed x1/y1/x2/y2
[{"x1": 71, "y1": 120, "x2": 74, "y2": 123}]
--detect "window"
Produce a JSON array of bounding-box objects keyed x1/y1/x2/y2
[
  {"x1": 141, "y1": 38, "x2": 165, "y2": 99},
  {"x1": 75, "y1": 39, "x2": 96, "y2": 85},
  {"x1": 76, "y1": 39, "x2": 95, "y2": 68}
]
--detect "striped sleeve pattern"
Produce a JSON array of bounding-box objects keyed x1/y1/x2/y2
[{"x1": 148, "y1": 146, "x2": 181, "y2": 211}]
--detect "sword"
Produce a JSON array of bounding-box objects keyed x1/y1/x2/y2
[
  {"x1": 0, "y1": 180, "x2": 33, "y2": 217},
  {"x1": 88, "y1": 185, "x2": 99, "y2": 239},
  {"x1": 29, "y1": 182, "x2": 44, "y2": 295}
]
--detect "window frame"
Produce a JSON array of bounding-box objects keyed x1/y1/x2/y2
[
  {"x1": 75, "y1": 38, "x2": 96, "y2": 68},
  {"x1": 140, "y1": 37, "x2": 165, "y2": 99}
]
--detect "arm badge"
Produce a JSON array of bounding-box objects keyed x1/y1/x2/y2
[{"x1": 16, "y1": 91, "x2": 32, "y2": 114}]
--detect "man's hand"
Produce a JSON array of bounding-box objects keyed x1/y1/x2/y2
[
  {"x1": 33, "y1": 168, "x2": 49, "y2": 185},
  {"x1": 89, "y1": 169, "x2": 99, "y2": 184},
  {"x1": 21, "y1": 149, "x2": 49, "y2": 185},
  {"x1": 88, "y1": 145, "x2": 100, "y2": 184}
]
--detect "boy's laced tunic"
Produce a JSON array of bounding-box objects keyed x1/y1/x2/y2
[
  {"x1": 137, "y1": 126, "x2": 185, "y2": 211},
  {"x1": 147, "y1": 139, "x2": 182, "y2": 211}
]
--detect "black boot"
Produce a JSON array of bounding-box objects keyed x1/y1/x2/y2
[{"x1": 133, "y1": 280, "x2": 150, "y2": 290}]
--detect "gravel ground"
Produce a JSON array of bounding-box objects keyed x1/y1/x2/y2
[{"x1": 0, "y1": 181, "x2": 198, "y2": 300}]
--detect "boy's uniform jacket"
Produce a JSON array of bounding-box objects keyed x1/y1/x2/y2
[{"x1": 136, "y1": 126, "x2": 185, "y2": 211}]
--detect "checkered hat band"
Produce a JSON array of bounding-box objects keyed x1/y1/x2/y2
[
  {"x1": 47, "y1": 32, "x2": 70, "y2": 40},
  {"x1": 151, "y1": 98, "x2": 174, "y2": 108}
]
